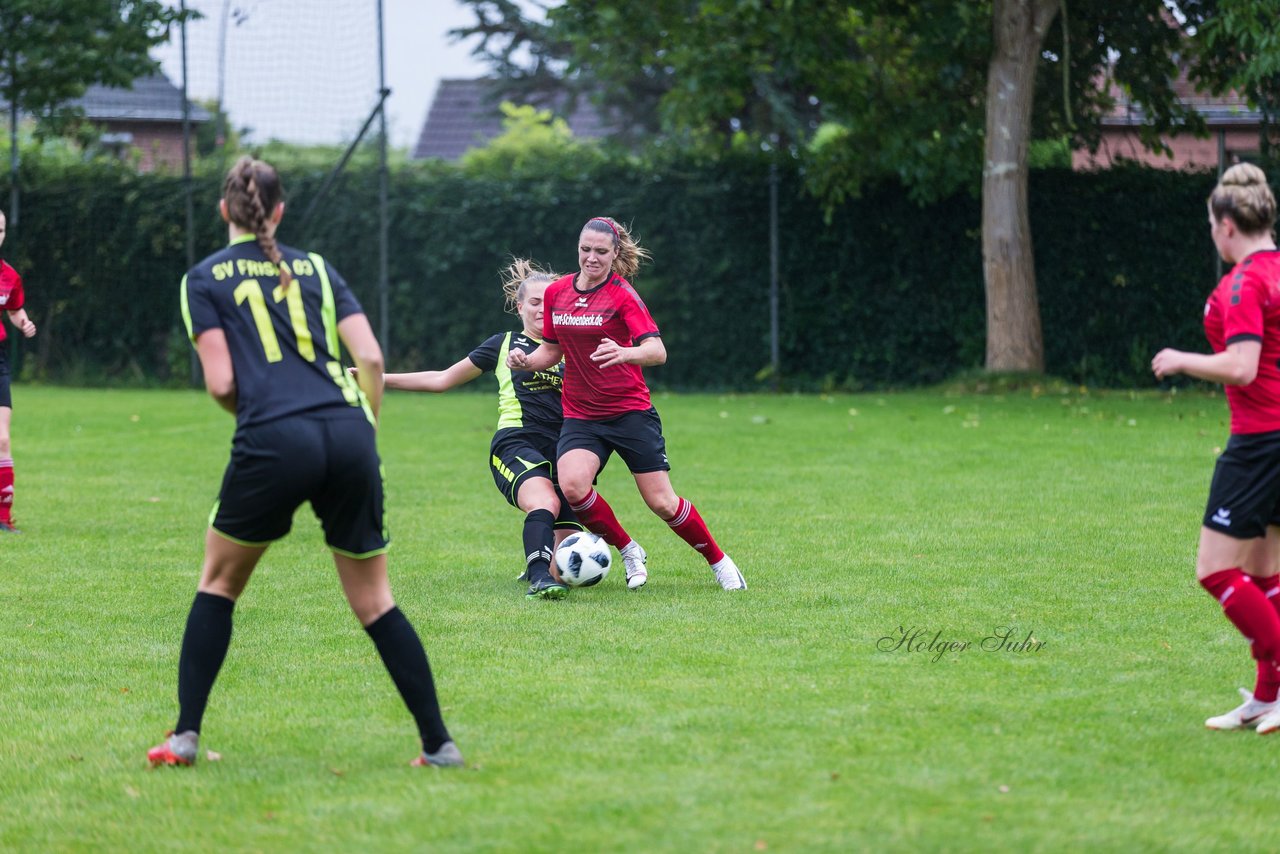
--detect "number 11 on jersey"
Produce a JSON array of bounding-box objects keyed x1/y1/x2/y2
[{"x1": 233, "y1": 278, "x2": 316, "y2": 362}]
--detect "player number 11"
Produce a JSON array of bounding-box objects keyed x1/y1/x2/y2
[{"x1": 233, "y1": 278, "x2": 316, "y2": 362}]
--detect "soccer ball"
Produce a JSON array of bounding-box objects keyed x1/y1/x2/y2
[{"x1": 555, "y1": 532, "x2": 612, "y2": 587}]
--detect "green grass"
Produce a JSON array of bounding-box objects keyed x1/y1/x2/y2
[{"x1": 0, "y1": 385, "x2": 1272, "y2": 851}]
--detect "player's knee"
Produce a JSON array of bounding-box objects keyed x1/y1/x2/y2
[
  {"x1": 353, "y1": 595, "x2": 396, "y2": 627},
  {"x1": 559, "y1": 480, "x2": 592, "y2": 505},
  {"x1": 517, "y1": 487, "x2": 558, "y2": 516},
  {"x1": 647, "y1": 494, "x2": 680, "y2": 520}
]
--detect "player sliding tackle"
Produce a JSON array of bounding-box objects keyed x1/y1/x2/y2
[{"x1": 508, "y1": 216, "x2": 746, "y2": 591}]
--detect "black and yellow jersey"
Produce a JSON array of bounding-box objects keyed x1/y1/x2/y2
[
  {"x1": 468, "y1": 331, "x2": 564, "y2": 441},
  {"x1": 181, "y1": 234, "x2": 370, "y2": 429}
]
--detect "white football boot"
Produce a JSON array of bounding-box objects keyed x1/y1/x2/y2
[
  {"x1": 711, "y1": 555, "x2": 747, "y2": 590},
  {"x1": 620, "y1": 541, "x2": 648, "y2": 590},
  {"x1": 1205, "y1": 687, "x2": 1279, "y2": 730}
]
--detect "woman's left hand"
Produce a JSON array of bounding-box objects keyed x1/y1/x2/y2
[
  {"x1": 1151, "y1": 348, "x2": 1183, "y2": 379},
  {"x1": 591, "y1": 337, "x2": 629, "y2": 368}
]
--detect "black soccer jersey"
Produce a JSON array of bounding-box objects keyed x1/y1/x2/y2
[
  {"x1": 181, "y1": 234, "x2": 370, "y2": 428},
  {"x1": 468, "y1": 331, "x2": 564, "y2": 439}
]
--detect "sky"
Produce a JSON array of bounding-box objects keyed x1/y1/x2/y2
[{"x1": 154, "y1": 0, "x2": 496, "y2": 150}]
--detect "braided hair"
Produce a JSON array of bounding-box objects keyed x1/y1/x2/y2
[{"x1": 223, "y1": 156, "x2": 293, "y2": 289}]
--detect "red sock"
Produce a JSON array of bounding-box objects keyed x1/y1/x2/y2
[
  {"x1": 1249, "y1": 575, "x2": 1280, "y2": 701},
  {"x1": 1256, "y1": 574, "x2": 1280, "y2": 619},
  {"x1": 1257, "y1": 660, "x2": 1280, "y2": 703},
  {"x1": 569, "y1": 490, "x2": 631, "y2": 549},
  {"x1": 0, "y1": 458, "x2": 12, "y2": 523},
  {"x1": 666, "y1": 497, "x2": 725, "y2": 565},
  {"x1": 1200, "y1": 569, "x2": 1280, "y2": 678}
]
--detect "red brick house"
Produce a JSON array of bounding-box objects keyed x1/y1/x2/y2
[
  {"x1": 1073, "y1": 76, "x2": 1264, "y2": 171},
  {"x1": 71, "y1": 73, "x2": 210, "y2": 173}
]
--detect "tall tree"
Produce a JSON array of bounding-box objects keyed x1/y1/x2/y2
[
  {"x1": 983, "y1": 0, "x2": 1057, "y2": 372},
  {"x1": 0, "y1": 0, "x2": 190, "y2": 223},
  {"x1": 455, "y1": 0, "x2": 1280, "y2": 373}
]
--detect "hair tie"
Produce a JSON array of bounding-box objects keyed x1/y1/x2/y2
[{"x1": 589, "y1": 217, "x2": 620, "y2": 244}]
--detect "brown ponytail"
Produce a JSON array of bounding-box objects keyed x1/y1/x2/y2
[{"x1": 581, "y1": 216, "x2": 651, "y2": 280}]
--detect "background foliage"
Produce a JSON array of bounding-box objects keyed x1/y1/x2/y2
[{"x1": 0, "y1": 150, "x2": 1234, "y2": 390}]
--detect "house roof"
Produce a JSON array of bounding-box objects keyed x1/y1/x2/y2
[
  {"x1": 72, "y1": 72, "x2": 211, "y2": 124},
  {"x1": 413, "y1": 77, "x2": 614, "y2": 161},
  {"x1": 1099, "y1": 73, "x2": 1263, "y2": 128}
]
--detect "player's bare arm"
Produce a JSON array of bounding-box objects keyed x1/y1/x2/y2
[
  {"x1": 362, "y1": 357, "x2": 483, "y2": 393},
  {"x1": 6, "y1": 309, "x2": 34, "y2": 338},
  {"x1": 1152, "y1": 340, "x2": 1261, "y2": 386},
  {"x1": 195, "y1": 329, "x2": 237, "y2": 414},
  {"x1": 590, "y1": 335, "x2": 666, "y2": 369},
  {"x1": 338, "y1": 313, "x2": 384, "y2": 421}
]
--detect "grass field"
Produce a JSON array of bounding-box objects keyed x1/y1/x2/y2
[{"x1": 0, "y1": 384, "x2": 1274, "y2": 851}]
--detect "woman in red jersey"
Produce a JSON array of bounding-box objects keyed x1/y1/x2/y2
[
  {"x1": 1153, "y1": 163, "x2": 1280, "y2": 733},
  {"x1": 353, "y1": 259, "x2": 582, "y2": 600},
  {"x1": 0, "y1": 209, "x2": 37, "y2": 534},
  {"x1": 508, "y1": 216, "x2": 746, "y2": 591}
]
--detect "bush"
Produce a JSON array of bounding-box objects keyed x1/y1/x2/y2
[{"x1": 0, "y1": 149, "x2": 1236, "y2": 389}]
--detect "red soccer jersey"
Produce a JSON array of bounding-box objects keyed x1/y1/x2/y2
[
  {"x1": 0, "y1": 260, "x2": 24, "y2": 344},
  {"x1": 1204, "y1": 250, "x2": 1280, "y2": 434},
  {"x1": 542, "y1": 273, "x2": 660, "y2": 420}
]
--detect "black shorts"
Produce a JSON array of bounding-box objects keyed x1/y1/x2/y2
[
  {"x1": 211, "y1": 411, "x2": 388, "y2": 557},
  {"x1": 0, "y1": 350, "x2": 9, "y2": 409},
  {"x1": 1203, "y1": 431, "x2": 1280, "y2": 539},
  {"x1": 489, "y1": 427, "x2": 579, "y2": 528},
  {"x1": 558, "y1": 407, "x2": 670, "y2": 474}
]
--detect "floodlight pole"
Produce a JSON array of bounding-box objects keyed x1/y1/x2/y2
[{"x1": 376, "y1": 0, "x2": 391, "y2": 352}]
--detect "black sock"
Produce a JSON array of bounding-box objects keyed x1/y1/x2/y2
[
  {"x1": 523, "y1": 508, "x2": 555, "y2": 582},
  {"x1": 175, "y1": 591, "x2": 236, "y2": 734},
  {"x1": 365, "y1": 606, "x2": 451, "y2": 753}
]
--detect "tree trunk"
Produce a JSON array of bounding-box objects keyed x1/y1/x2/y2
[{"x1": 982, "y1": 0, "x2": 1058, "y2": 373}]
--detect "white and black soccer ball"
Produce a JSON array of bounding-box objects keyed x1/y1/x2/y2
[{"x1": 554, "y1": 532, "x2": 612, "y2": 587}]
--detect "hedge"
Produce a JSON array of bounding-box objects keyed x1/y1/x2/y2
[{"x1": 0, "y1": 153, "x2": 1235, "y2": 389}]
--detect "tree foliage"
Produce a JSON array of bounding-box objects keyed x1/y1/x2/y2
[
  {"x1": 454, "y1": 1, "x2": 1280, "y2": 198},
  {"x1": 1191, "y1": 0, "x2": 1280, "y2": 154},
  {"x1": 0, "y1": 0, "x2": 191, "y2": 136},
  {"x1": 458, "y1": 101, "x2": 605, "y2": 178}
]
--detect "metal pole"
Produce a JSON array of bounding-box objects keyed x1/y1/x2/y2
[
  {"x1": 181, "y1": 2, "x2": 194, "y2": 269},
  {"x1": 376, "y1": 0, "x2": 390, "y2": 352},
  {"x1": 217, "y1": 0, "x2": 231, "y2": 171},
  {"x1": 1216, "y1": 128, "x2": 1225, "y2": 281},
  {"x1": 6, "y1": 95, "x2": 16, "y2": 373},
  {"x1": 182, "y1": 1, "x2": 200, "y2": 386},
  {"x1": 296, "y1": 89, "x2": 388, "y2": 235},
  {"x1": 769, "y1": 161, "x2": 780, "y2": 391},
  {"x1": 8, "y1": 99, "x2": 18, "y2": 229}
]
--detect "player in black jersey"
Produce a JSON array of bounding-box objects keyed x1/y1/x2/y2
[
  {"x1": 355, "y1": 259, "x2": 581, "y2": 599},
  {"x1": 148, "y1": 157, "x2": 462, "y2": 769}
]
